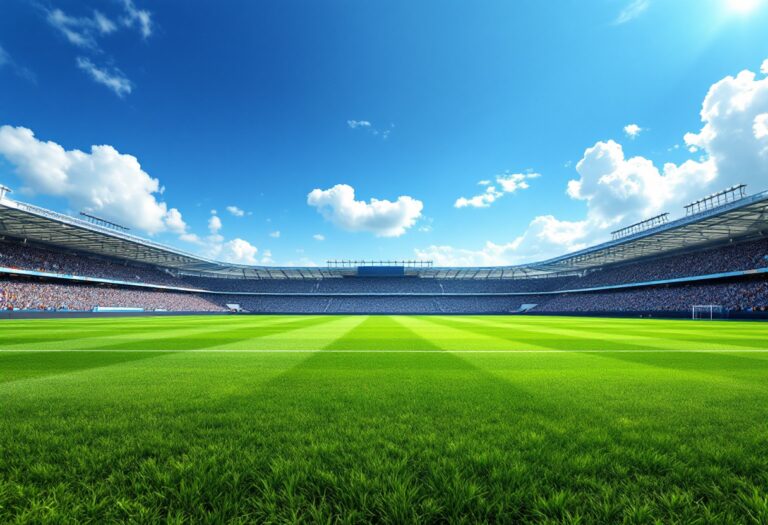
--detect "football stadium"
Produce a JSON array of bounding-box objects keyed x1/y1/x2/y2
[
  {"x1": 4, "y1": 1, "x2": 768, "y2": 522},
  {"x1": 3, "y1": 184, "x2": 768, "y2": 522},
  {"x1": 2, "y1": 184, "x2": 768, "y2": 317}
]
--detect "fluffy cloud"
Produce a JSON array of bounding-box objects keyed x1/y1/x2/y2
[
  {"x1": 754, "y1": 113, "x2": 768, "y2": 140},
  {"x1": 0, "y1": 125, "x2": 189, "y2": 236},
  {"x1": 420, "y1": 58, "x2": 768, "y2": 265},
  {"x1": 208, "y1": 214, "x2": 222, "y2": 235},
  {"x1": 455, "y1": 172, "x2": 538, "y2": 209},
  {"x1": 455, "y1": 186, "x2": 502, "y2": 209},
  {"x1": 226, "y1": 205, "x2": 245, "y2": 217},
  {"x1": 567, "y1": 139, "x2": 714, "y2": 229},
  {"x1": 204, "y1": 235, "x2": 259, "y2": 264},
  {"x1": 313, "y1": 234, "x2": 325, "y2": 241},
  {"x1": 76, "y1": 57, "x2": 132, "y2": 98},
  {"x1": 683, "y1": 66, "x2": 768, "y2": 192},
  {"x1": 218, "y1": 239, "x2": 258, "y2": 264},
  {"x1": 761, "y1": 59, "x2": 768, "y2": 75},
  {"x1": 197, "y1": 212, "x2": 260, "y2": 264},
  {"x1": 623, "y1": 123, "x2": 643, "y2": 138},
  {"x1": 307, "y1": 184, "x2": 423, "y2": 237},
  {"x1": 416, "y1": 215, "x2": 589, "y2": 266}
]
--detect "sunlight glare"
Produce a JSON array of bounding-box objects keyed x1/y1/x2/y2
[{"x1": 727, "y1": 0, "x2": 761, "y2": 13}]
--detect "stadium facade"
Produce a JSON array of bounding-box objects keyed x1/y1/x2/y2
[{"x1": 1, "y1": 185, "x2": 768, "y2": 317}]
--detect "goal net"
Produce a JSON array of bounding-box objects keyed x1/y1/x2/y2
[{"x1": 691, "y1": 305, "x2": 723, "y2": 320}]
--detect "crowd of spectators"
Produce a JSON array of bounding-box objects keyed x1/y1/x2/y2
[
  {"x1": 0, "y1": 241, "x2": 179, "y2": 286},
  {"x1": 537, "y1": 280, "x2": 768, "y2": 313},
  {"x1": 225, "y1": 295, "x2": 528, "y2": 314},
  {"x1": 571, "y1": 238, "x2": 768, "y2": 290},
  {"x1": 0, "y1": 279, "x2": 223, "y2": 312},
  {"x1": 179, "y1": 275, "x2": 575, "y2": 294},
  {"x1": 2, "y1": 236, "x2": 768, "y2": 314}
]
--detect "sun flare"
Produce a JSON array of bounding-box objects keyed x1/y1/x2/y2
[{"x1": 727, "y1": 0, "x2": 761, "y2": 13}]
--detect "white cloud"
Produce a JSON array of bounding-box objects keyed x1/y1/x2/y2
[
  {"x1": 623, "y1": 123, "x2": 643, "y2": 138},
  {"x1": 0, "y1": 125, "x2": 191, "y2": 236},
  {"x1": 122, "y1": 0, "x2": 152, "y2": 39},
  {"x1": 313, "y1": 234, "x2": 325, "y2": 241},
  {"x1": 683, "y1": 64, "x2": 768, "y2": 193},
  {"x1": 226, "y1": 205, "x2": 245, "y2": 217},
  {"x1": 614, "y1": 0, "x2": 650, "y2": 24},
  {"x1": 93, "y1": 11, "x2": 117, "y2": 35},
  {"x1": 754, "y1": 113, "x2": 768, "y2": 139},
  {"x1": 205, "y1": 238, "x2": 258, "y2": 264},
  {"x1": 761, "y1": 59, "x2": 768, "y2": 75},
  {"x1": 347, "y1": 120, "x2": 394, "y2": 139},
  {"x1": 282, "y1": 257, "x2": 319, "y2": 267},
  {"x1": 416, "y1": 215, "x2": 589, "y2": 266},
  {"x1": 269, "y1": 230, "x2": 281, "y2": 238},
  {"x1": 76, "y1": 57, "x2": 132, "y2": 97},
  {"x1": 347, "y1": 120, "x2": 371, "y2": 129},
  {"x1": 455, "y1": 172, "x2": 538, "y2": 209},
  {"x1": 567, "y1": 139, "x2": 715, "y2": 229},
  {"x1": 307, "y1": 184, "x2": 423, "y2": 237},
  {"x1": 455, "y1": 186, "x2": 502, "y2": 209},
  {"x1": 420, "y1": 59, "x2": 768, "y2": 265},
  {"x1": 47, "y1": 3, "x2": 151, "y2": 47},
  {"x1": 208, "y1": 214, "x2": 222, "y2": 234},
  {"x1": 47, "y1": 9, "x2": 98, "y2": 48},
  {"x1": 179, "y1": 233, "x2": 201, "y2": 244},
  {"x1": 164, "y1": 208, "x2": 188, "y2": 234}
]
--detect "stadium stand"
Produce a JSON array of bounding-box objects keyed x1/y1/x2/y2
[
  {"x1": 538, "y1": 280, "x2": 768, "y2": 314},
  {"x1": 0, "y1": 279, "x2": 223, "y2": 312},
  {"x1": 2, "y1": 185, "x2": 768, "y2": 316}
]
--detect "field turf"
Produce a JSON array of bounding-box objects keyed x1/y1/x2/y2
[{"x1": 2, "y1": 314, "x2": 768, "y2": 523}]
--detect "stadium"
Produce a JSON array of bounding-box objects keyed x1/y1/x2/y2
[
  {"x1": 4, "y1": 1, "x2": 768, "y2": 522},
  {"x1": 3, "y1": 184, "x2": 768, "y2": 521},
  {"x1": 2, "y1": 184, "x2": 768, "y2": 318}
]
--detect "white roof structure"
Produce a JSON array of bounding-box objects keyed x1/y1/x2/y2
[{"x1": 2, "y1": 188, "x2": 768, "y2": 280}]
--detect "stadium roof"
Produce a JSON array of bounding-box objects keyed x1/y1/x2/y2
[{"x1": 1, "y1": 189, "x2": 768, "y2": 279}]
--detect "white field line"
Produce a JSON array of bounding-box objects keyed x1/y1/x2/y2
[{"x1": 2, "y1": 349, "x2": 768, "y2": 354}]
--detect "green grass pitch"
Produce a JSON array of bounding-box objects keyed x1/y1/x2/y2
[{"x1": 2, "y1": 314, "x2": 768, "y2": 523}]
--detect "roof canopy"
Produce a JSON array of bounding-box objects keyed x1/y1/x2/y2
[{"x1": 2, "y1": 190, "x2": 767, "y2": 279}]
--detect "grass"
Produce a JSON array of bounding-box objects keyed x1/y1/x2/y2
[{"x1": 1, "y1": 314, "x2": 768, "y2": 523}]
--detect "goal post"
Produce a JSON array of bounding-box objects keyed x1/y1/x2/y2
[{"x1": 691, "y1": 305, "x2": 723, "y2": 320}]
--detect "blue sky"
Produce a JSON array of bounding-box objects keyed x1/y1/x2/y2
[{"x1": 1, "y1": 0, "x2": 768, "y2": 266}]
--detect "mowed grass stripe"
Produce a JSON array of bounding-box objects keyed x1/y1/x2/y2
[
  {"x1": 2, "y1": 315, "x2": 768, "y2": 522},
  {"x1": 398, "y1": 315, "x2": 555, "y2": 351},
  {"x1": 443, "y1": 315, "x2": 768, "y2": 350},
  {"x1": 206, "y1": 314, "x2": 368, "y2": 350},
  {"x1": 423, "y1": 315, "x2": 668, "y2": 351},
  {"x1": 323, "y1": 316, "x2": 443, "y2": 351},
  {"x1": 0, "y1": 315, "x2": 339, "y2": 351}
]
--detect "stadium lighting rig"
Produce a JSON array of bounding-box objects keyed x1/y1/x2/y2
[
  {"x1": 79, "y1": 212, "x2": 131, "y2": 232},
  {"x1": 611, "y1": 213, "x2": 670, "y2": 241},
  {"x1": 326, "y1": 260, "x2": 434, "y2": 268},
  {"x1": 0, "y1": 185, "x2": 12, "y2": 201},
  {"x1": 685, "y1": 184, "x2": 747, "y2": 217}
]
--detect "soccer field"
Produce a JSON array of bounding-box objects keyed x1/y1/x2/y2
[{"x1": 2, "y1": 315, "x2": 768, "y2": 523}]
